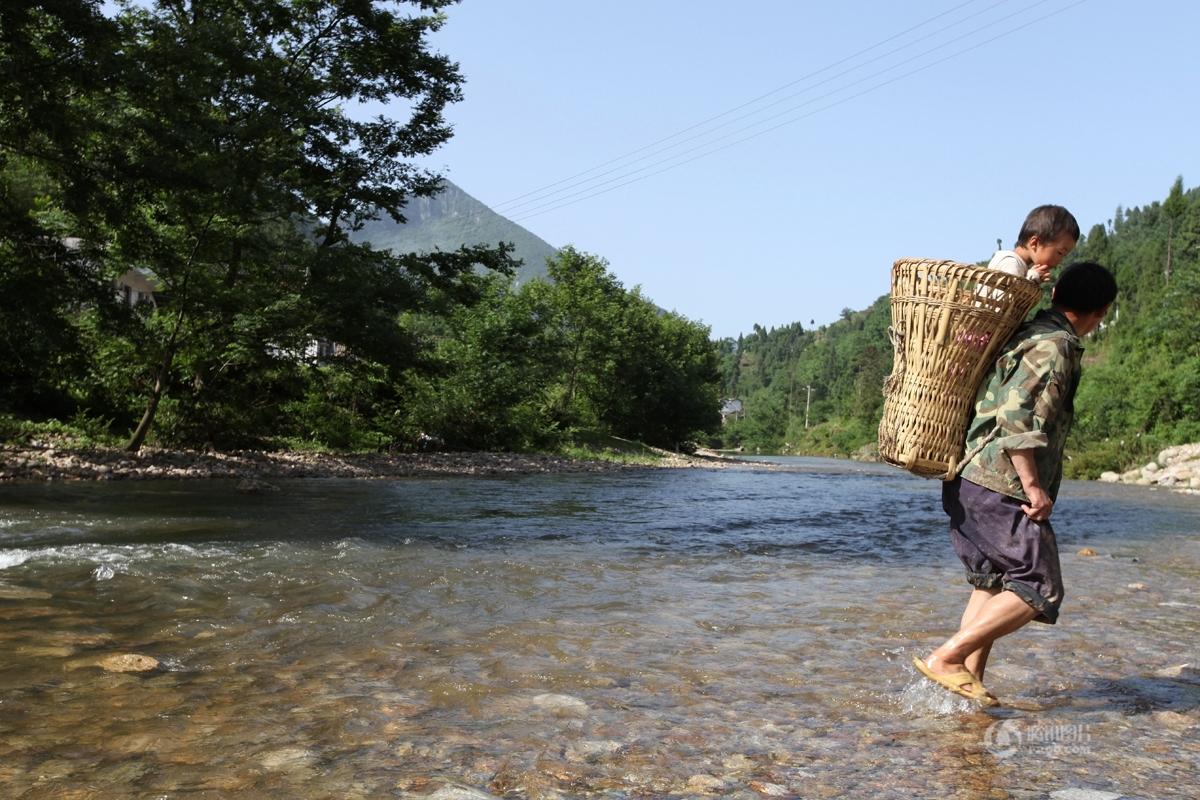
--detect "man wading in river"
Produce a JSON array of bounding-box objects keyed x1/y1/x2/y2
[{"x1": 913, "y1": 262, "x2": 1118, "y2": 706}]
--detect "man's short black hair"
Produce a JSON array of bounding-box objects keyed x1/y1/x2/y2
[
  {"x1": 1017, "y1": 205, "x2": 1080, "y2": 246},
  {"x1": 1053, "y1": 261, "x2": 1117, "y2": 314}
]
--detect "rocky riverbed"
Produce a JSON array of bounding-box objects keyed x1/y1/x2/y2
[
  {"x1": 2, "y1": 470, "x2": 1198, "y2": 799},
  {"x1": 0, "y1": 442, "x2": 749, "y2": 484},
  {"x1": 1098, "y1": 442, "x2": 1200, "y2": 494}
]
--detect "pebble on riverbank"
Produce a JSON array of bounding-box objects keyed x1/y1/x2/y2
[
  {"x1": 0, "y1": 442, "x2": 752, "y2": 484},
  {"x1": 1098, "y1": 442, "x2": 1200, "y2": 494}
]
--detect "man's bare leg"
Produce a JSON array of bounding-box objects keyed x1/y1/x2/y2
[
  {"x1": 960, "y1": 587, "x2": 1000, "y2": 681},
  {"x1": 920, "y1": 589, "x2": 1038, "y2": 695}
]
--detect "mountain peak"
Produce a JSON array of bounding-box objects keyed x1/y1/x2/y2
[{"x1": 353, "y1": 179, "x2": 558, "y2": 285}]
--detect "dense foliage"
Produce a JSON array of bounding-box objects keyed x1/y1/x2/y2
[
  {"x1": 0, "y1": 1, "x2": 721, "y2": 454},
  {"x1": 717, "y1": 179, "x2": 1200, "y2": 477}
]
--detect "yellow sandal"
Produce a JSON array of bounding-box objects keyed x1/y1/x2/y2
[{"x1": 912, "y1": 656, "x2": 1000, "y2": 707}]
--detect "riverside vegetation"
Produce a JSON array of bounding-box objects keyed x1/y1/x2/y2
[
  {"x1": 2, "y1": 4, "x2": 1197, "y2": 480},
  {"x1": 0, "y1": 2, "x2": 719, "y2": 462}
]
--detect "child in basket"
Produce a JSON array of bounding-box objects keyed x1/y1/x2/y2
[{"x1": 989, "y1": 205, "x2": 1079, "y2": 282}]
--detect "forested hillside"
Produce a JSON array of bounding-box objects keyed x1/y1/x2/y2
[{"x1": 718, "y1": 178, "x2": 1200, "y2": 477}]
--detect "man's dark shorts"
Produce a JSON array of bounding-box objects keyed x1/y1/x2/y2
[{"x1": 942, "y1": 477, "x2": 1063, "y2": 624}]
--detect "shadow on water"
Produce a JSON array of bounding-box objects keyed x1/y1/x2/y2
[{"x1": 1074, "y1": 669, "x2": 1200, "y2": 714}]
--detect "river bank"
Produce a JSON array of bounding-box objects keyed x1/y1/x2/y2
[
  {"x1": 1099, "y1": 442, "x2": 1200, "y2": 493},
  {"x1": 0, "y1": 441, "x2": 754, "y2": 484}
]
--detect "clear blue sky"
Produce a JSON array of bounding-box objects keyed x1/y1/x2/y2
[{"x1": 413, "y1": 0, "x2": 1199, "y2": 339}]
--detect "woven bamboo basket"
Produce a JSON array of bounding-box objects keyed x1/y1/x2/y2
[{"x1": 878, "y1": 258, "x2": 1043, "y2": 479}]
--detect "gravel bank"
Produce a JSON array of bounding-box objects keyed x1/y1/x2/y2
[{"x1": 0, "y1": 443, "x2": 750, "y2": 483}]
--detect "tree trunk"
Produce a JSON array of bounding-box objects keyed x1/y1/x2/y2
[{"x1": 125, "y1": 344, "x2": 177, "y2": 452}]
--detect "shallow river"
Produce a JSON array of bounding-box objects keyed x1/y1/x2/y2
[{"x1": 1, "y1": 459, "x2": 1197, "y2": 799}]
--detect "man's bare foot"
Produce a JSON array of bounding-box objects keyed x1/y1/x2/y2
[
  {"x1": 913, "y1": 655, "x2": 999, "y2": 705},
  {"x1": 923, "y1": 655, "x2": 985, "y2": 695}
]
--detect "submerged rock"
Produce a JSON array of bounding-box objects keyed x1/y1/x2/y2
[
  {"x1": 686, "y1": 774, "x2": 729, "y2": 794},
  {"x1": 97, "y1": 653, "x2": 160, "y2": 673},
  {"x1": 259, "y1": 747, "x2": 316, "y2": 771},
  {"x1": 529, "y1": 693, "x2": 589, "y2": 716},
  {"x1": 749, "y1": 780, "x2": 791, "y2": 796},
  {"x1": 422, "y1": 785, "x2": 501, "y2": 800},
  {"x1": 0, "y1": 584, "x2": 52, "y2": 601},
  {"x1": 1077, "y1": 547, "x2": 1098, "y2": 557},
  {"x1": 564, "y1": 739, "x2": 622, "y2": 762},
  {"x1": 1049, "y1": 790, "x2": 1122, "y2": 800},
  {"x1": 236, "y1": 477, "x2": 280, "y2": 493}
]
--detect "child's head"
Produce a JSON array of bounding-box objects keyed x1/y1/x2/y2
[{"x1": 1015, "y1": 205, "x2": 1079, "y2": 268}]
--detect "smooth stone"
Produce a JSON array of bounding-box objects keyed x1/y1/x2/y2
[
  {"x1": 424, "y1": 785, "x2": 502, "y2": 800},
  {"x1": 260, "y1": 747, "x2": 315, "y2": 770},
  {"x1": 564, "y1": 739, "x2": 622, "y2": 761},
  {"x1": 97, "y1": 653, "x2": 160, "y2": 673},
  {"x1": 16, "y1": 644, "x2": 75, "y2": 658},
  {"x1": 0, "y1": 605, "x2": 61, "y2": 620},
  {"x1": 749, "y1": 781, "x2": 790, "y2": 796},
  {"x1": 529, "y1": 693, "x2": 589, "y2": 715},
  {"x1": 1049, "y1": 790, "x2": 1122, "y2": 800},
  {"x1": 1126, "y1": 583, "x2": 1147, "y2": 590},
  {"x1": 1121, "y1": 468, "x2": 1142, "y2": 481},
  {"x1": 1151, "y1": 710, "x2": 1195, "y2": 729},
  {"x1": 1098, "y1": 471, "x2": 1120, "y2": 483},
  {"x1": 1143, "y1": 462, "x2": 1160, "y2": 474},
  {"x1": 722, "y1": 753, "x2": 755, "y2": 772},
  {"x1": 1154, "y1": 663, "x2": 1196, "y2": 679},
  {"x1": 1077, "y1": 548, "x2": 1098, "y2": 557},
  {"x1": 686, "y1": 775, "x2": 729, "y2": 794},
  {"x1": 0, "y1": 585, "x2": 52, "y2": 600}
]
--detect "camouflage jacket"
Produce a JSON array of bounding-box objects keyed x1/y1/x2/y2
[{"x1": 959, "y1": 309, "x2": 1083, "y2": 502}]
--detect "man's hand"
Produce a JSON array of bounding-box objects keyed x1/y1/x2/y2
[
  {"x1": 1021, "y1": 485, "x2": 1054, "y2": 521},
  {"x1": 1010, "y1": 448, "x2": 1053, "y2": 521}
]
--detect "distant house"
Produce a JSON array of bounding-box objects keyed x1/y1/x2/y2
[
  {"x1": 305, "y1": 339, "x2": 346, "y2": 360},
  {"x1": 115, "y1": 268, "x2": 159, "y2": 308},
  {"x1": 720, "y1": 398, "x2": 744, "y2": 424},
  {"x1": 62, "y1": 237, "x2": 160, "y2": 308}
]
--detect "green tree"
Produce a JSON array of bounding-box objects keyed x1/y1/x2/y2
[
  {"x1": 1, "y1": 0, "x2": 513, "y2": 451},
  {"x1": 1163, "y1": 175, "x2": 1186, "y2": 284}
]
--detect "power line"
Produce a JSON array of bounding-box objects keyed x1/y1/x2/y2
[
  {"x1": 491, "y1": 0, "x2": 1006, "y2": 213},
  {"x1": 505, "y1": 0, "x2": 1063, "y2": 219},
  {"x1": 498, "y1": 0, "x2": 1039, "y2": 218},
  {"x1": 509, "y1": 0, "x2": 1090, "y2": 224}
]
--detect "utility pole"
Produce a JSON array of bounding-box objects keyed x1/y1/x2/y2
[{"x1": 804, "y1": 385, "x2": 813, "y2": 429}]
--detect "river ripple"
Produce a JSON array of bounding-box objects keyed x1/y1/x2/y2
[{"x1": 1, "y1": 460, "x2": 1197, "y2": 798}]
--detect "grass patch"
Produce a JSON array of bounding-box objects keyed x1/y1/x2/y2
[
  {"x1": 554, "y1": 430, "x2": 666, "y2": 465},
  {"x1": 0, "y1": 413, "x2": 124, "y2": 449}
]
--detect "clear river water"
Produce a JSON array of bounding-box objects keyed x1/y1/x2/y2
[{"x1": 1, "y1": 458, "x2": 1197, "y2": 799}]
